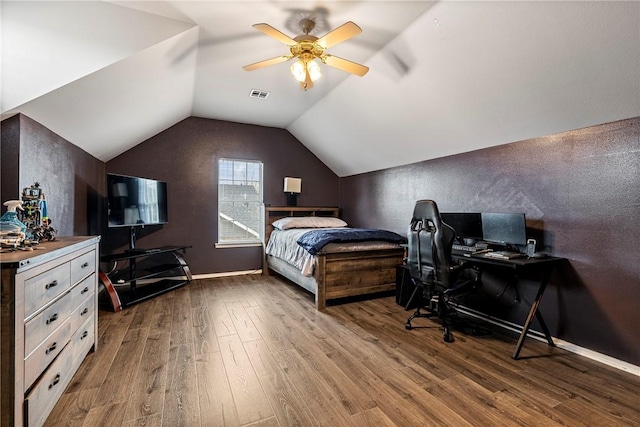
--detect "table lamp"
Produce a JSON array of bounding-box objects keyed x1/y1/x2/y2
[{"x1": 284, "y1": 177, "x2": 301, "y2": 206}]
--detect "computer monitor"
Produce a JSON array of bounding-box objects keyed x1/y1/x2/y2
[
  {"x1": 481, "y1": 212, "x2": 527, "y2": 246},
  {"x1": 441, "y1": 213, "x2": 483, "y2": 243}
]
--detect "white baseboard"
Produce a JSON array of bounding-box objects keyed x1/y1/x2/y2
[
  {"x1": 192, "y1": 269, "x2": 262, "y2": 279},
  {"x1": 138, "y1": 270, "x2": 262, "y2": 284},
  {"x1": 553, "y1": 338, "x2": 640, "y2": 377},
  {"x1": 454, "y1": 305, "x2": 640, "y2": 377}
]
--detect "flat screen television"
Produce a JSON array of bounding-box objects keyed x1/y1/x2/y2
[
  {"x1": 107, "y1": 173, "x2": 168, "y2": 228},
  {"x1": 481, "y1": 212, "x2": 527, "y2": 246}
]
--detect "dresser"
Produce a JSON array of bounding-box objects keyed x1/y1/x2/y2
[{"x1": 1, "y1": 236, "x2": 100, "y2": 427}]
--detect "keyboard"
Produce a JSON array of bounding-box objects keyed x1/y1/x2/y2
[{"x1": 452, "y1": 244, "x2": 476, "y2": 253}]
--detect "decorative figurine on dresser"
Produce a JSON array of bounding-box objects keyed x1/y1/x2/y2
[
  {"x1": 1, "y1": 236, "x2": 100, "y2": 426},
  {"x1": 0, "y1": 184, "x2": 58, "y2": 253},
  {"x1": 18, "y1": 182, "x2": 58, "y2": 243}
]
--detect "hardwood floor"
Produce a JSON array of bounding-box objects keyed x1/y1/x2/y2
[{"x1": 45, "y1": 274, "x2": 640, "y2": 426}]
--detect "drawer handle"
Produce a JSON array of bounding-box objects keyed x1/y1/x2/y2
[
  {"x1": 48, "y1": 373, "x2": 61, "y2": 389},
  {"x1": 81, "y1": 308, "x2": 89, "y2": 316},
  {"x1": 81, "y1": 331, "x2": 89, "y2": 340},
  {"x1": 46, "y1": 313, "x2": 59, "y2": 324},
  {"x1": 45, "y1": 280, "x2": 58, "y2": 290},
  {"x1": 45, "y1": 342, "x2": 57, "y2": 355},
  {"x1": 81, "y1": 262, "x2": 90, "y2": 268},
  {"x1": 81, "y1": 286, "x2": 89, "y2": 294}
]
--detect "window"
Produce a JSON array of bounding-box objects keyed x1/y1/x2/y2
[{"x1": 218, "y1": 158, "x2": 263, "y2": 245}]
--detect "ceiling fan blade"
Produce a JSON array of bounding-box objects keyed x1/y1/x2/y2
[
  {"x1": 252, "y1": 23, "x2": 297, "y2": 46},
  {"x1": 316, "y1": 21, "x2": 362, "y2": 49},
  {"x1": 322, "y1": 55, "x2": 369, "y2": 77},
  {"x1": 243, "y1": 55, "x2": 293, "y2": 71}
]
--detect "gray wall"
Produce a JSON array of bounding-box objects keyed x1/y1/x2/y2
[
  {"x1": 339, "y1": 117, "x2": 640, "y2": 366},
  {"x1": 105, "y1": 117, "x2": 339, "y2": 274}
]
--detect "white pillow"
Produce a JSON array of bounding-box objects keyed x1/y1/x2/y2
[{"x1": 272, "y1": 216, "x2": 348, "y2": 230}]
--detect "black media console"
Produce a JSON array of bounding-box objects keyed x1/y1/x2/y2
[{"x1": 100, "y1": 246, "x2": 192, "y2": 310}]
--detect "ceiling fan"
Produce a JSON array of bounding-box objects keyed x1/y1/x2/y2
[{"x1": 242, "y1": 18, "x2": 369, "y2": 90}]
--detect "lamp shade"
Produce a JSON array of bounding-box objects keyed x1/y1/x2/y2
[
  {"x1": 283, "y1": 177, "x2": 302, "y2": 193},
  {"x1": 290, "y1": 59, "x2": 322, "y2": 83},
  {"x1": 307, "y1": 60, "x2": 322, "y2": 81},
  {"x1": 290, "y1": 60, "x2": 306, "y2": 82}
]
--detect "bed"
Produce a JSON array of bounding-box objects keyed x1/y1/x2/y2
[{"x1": 264, "y1": 206, "x2": 406, "y2": 310}]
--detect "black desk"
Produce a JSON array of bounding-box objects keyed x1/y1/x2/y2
[{"x1": 452, "y1": 252, "x2": 565, "y2": 359}]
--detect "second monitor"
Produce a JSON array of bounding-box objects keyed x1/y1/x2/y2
[{"x1": 481, "y1": 212, "x2": 527, "y2": 246}]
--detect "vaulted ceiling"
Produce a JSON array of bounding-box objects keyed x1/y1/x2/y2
[{"x1": 2, "y1": 1, "x2": 639, "y2": 177}]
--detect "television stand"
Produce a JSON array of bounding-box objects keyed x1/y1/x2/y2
[{"x1": 100, "y1": 245, "x2": 192, "y2": 311}]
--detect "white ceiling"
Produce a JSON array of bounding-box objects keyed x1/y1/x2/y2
[{"x1": 2, "y1": 1, "x2": 639, "y2": 177}]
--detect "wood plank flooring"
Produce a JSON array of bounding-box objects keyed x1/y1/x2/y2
[{"x1": 45, "y1": 274, "x2": 640, "y2": 426}]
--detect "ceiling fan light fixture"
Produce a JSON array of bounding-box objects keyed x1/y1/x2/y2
[
  {"x1": 307, "y1": 59, "x2": 322, "y2": 81},
  {"x1": 245, "y1": 19, "x2": 367, "y2": 89},
  {"x1": 290, "y1": 60, "x2": 306, "y2": 82},
  {"x1": 290, "y1": 59, "x2": 321, "y2": 83}
]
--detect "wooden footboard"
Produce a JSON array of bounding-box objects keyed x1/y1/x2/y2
[{"x1": 314, "y1": 247, "x2": 405, "y2": 310}]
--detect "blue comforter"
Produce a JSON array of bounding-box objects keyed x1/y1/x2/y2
[{"x1": 296, "y1": 228, "x2": 406, "y2": 255}]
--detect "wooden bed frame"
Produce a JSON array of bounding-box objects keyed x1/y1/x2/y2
[{"x1": 264, "y1": 206, "x2": 405, "y2": 310}]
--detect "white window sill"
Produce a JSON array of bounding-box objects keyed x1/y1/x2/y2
[{"x1": 215, "y1": 242, "x2": 263, "y2": 249}]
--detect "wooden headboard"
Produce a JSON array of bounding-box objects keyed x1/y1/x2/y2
[{"x1": 264, "y1": 206, "x2": 339, "y2": 245}]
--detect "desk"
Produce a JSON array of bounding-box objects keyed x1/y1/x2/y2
[{"x1": 452, "y1": 252, "x2": 565, "y2": 359}]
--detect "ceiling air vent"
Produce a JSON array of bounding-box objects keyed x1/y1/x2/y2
[{"x1": 249, "y1": 89, "x2": 270, "y2": 99}]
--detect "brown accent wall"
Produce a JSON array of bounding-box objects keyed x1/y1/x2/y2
[
  {"x1": 339, "y1": 117, "x2": 640, "y2": 366},
  {"x1": 5, "y1": 112, "x2": 638, "y2": 366},
  {"x1": 0, "y1": 114, "x2": 104, "y2": 237},
  {"x1": 105, "y1": 117, "x2": 339, "y2": 274}
]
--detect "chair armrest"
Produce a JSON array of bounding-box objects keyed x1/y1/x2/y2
[{"x1": 445, "y1": 261, "x2": 482, "y2": 296}]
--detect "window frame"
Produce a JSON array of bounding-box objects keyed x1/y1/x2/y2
[{"x1": 216, "y1": 158, "x2": 264, "y2": 247}]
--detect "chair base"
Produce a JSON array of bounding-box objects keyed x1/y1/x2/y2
[{"x1": 405, "y1": 305, "x2": 454, "y2": 342}]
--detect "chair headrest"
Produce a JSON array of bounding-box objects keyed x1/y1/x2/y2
[{"x1": 412, "y1": 199, "x2": 442, "y2": 223}]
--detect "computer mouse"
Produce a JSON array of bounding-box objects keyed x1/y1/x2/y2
[{"x1": 531, "y1": 252, "x2": 548, "y2": 259}]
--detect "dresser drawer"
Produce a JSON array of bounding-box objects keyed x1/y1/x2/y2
[
  {"x1": 70, "y1": 292, "x2": 95, "y2": 336},
  {"x1": 24, "y1": 318, "x2": 71, "y2": 392},
  {"x1": 70, "y1": 274, "x2": 95, "y2": 308},
  {"x1": 71, "y1": 250, "x2": 96, "y2": 285},
  {"x1": 72, "y1": 316, "x2": 95, "y2": 369},
  {"x1": 24, "y1": 292, "x2": 73, "y2": 357},
  {"x1": 24, "y1": 263, "x2": 71, "y2": 320},
  {"x1": 24, "y1": 344, "x2": 75, "y2": 427}
]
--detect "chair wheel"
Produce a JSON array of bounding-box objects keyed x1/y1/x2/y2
[
  {"x1": 443, "y1": 326, "x2": 453, "y2": 342},
  {"x1": 405, "y1": 323, "x2": 412, "y2": 330}
]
